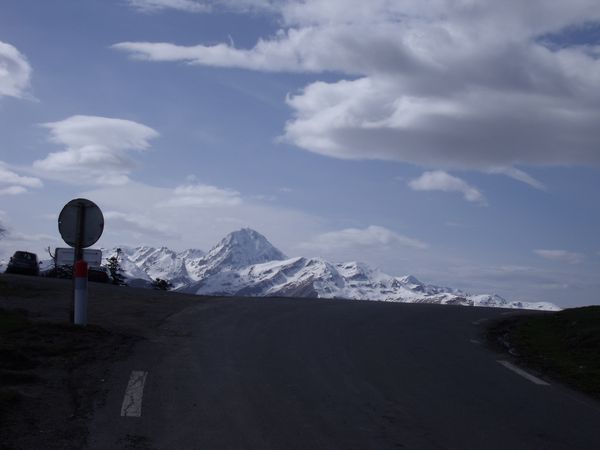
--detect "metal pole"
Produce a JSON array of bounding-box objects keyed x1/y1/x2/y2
[
  {"x1": 74, "y1": 260, "x2": 88, "y2": 326},
  {"x1": 72, "y1": 202, "x2": 87, "y2": 324},
  {"x1": 75, "y1": 202, "x2": 86, "y2": 262}
]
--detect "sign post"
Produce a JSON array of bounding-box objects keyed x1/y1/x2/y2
[
  {"x1": 73, "y1": 260, "x2": 88, "y2": 326},
  {"x1": 55, "y1": 248, "x2": 102, "y2": 267},
  {"x1": 58, "y1": 199, "x2": 104, "y2": 326}
]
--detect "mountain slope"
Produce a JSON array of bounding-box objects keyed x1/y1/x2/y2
[{"x1": 106, "y1": 228, "x2": 561, "y2": 311}]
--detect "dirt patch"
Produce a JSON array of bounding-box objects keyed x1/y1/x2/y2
[{"x1": 0, "y1": 308, "x2": 136, "y2": 450}]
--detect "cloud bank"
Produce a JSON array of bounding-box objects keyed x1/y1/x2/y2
[{"x1": 114, "y1": 1, "x2": 600, "y2": 180}]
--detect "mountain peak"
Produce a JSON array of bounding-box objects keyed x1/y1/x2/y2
[
  {"x1": 398, "y1": 275, "x2": 422, "y2": 286},
  {"x1": 222, "y1": 228, "x2": 271, "y2": 244},
  {"x1": 202, "y1": 228, "x2": 287, "y2": 272}
]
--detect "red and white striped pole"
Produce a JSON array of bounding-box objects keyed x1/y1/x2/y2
[{"x1": 74, "y1": 260, "x2": 88, "y2": 326}]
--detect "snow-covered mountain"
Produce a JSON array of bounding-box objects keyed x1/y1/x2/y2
[
  {"x1": 102, "y1": 245, "x2": 205, "y2": 289},
  {"x1": 192, "y1": 228, "x2": 286, "y2": 278},
  {"x1": 104, "y1": 228, "x2": 560, "y2": 311}
]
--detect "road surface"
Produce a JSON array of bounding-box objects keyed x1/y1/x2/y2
[{"x1": 87, "y1": 298, "x2": 600, "y2": 449}]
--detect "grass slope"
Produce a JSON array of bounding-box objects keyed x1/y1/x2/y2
[{"x1": 489, "y1": 306, "x2": 600, "y2": 400}]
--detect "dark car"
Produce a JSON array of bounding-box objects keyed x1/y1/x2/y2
[{"x1": 5, "y1": 251, "x2": 40, "y2": 276}]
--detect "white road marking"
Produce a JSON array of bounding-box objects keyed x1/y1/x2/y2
[
  {"x1": 497, "y1": 360, "x2": 550, "y2": 386},
  {"x1": 121, "y1": 371, "x2": 148, "y2": 417},
  {"x1": 470, "y1": 339, "x2": 481, "y2": 345},
  {"x1": 472, "y1": 318, "x2": 489, "y2": 325}
]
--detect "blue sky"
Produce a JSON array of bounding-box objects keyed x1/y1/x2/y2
[{"x1": 1, "y1": 0, "x2": 600, "y2": 307}]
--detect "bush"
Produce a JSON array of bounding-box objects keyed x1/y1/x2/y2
[{"x1": 151, "y1": 278, "x2": 173, "y2": 291}]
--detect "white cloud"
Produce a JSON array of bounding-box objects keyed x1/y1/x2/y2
[
  {"x1": 114, "y1": 1, "x2": 600, "y2": 182},
  {"x1": 534, "y1": 249, "x2": 584, "y2": 264},
  {"x1": 299, "y1": 225, "x2": 428, "y2": 253},
  {"x1": 0, "y1": 162, "x2": 43, "y2": 195},
  {"x1": 127, "y1": 0, "x2": 210, "y2": 13},
  {"x1": 158, "y1": 183, "x2": 242, "y2": 208},
  {"x1": 0, "y1": 41, "x2": 32, "y2": 99},
  {"x1": 0, "y1": 186, "x2": 27, "y2": 196},
  {"x1": 113, "y1": 25, "x2": 394, "y2": 73},
  {"x1": 0, "y1": 164, "x2": 42, "y2": 187},
  {"x1": 33, "y1": 115, "x2": 159, "y2": 185},
  {"x1": 126, "y1": 0, "x2": 276, "y2": 14},
  {"x1": 487, "y1": 167, "x2": 546, "y2": 191},
  {"x1": 408, "y1": 171, "x2": 487, "y2": 205}
]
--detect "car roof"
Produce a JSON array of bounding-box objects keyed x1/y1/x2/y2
[{"x1": 14, "y1": 251, "x2": 37, "y2": 258}]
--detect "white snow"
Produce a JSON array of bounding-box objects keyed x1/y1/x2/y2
[
  {"x1": 100, "y1": 229, "x2": 561, "y2": 311},
  {"x1": 102, "y1": 247, "x2": 152, "y2": 284}
]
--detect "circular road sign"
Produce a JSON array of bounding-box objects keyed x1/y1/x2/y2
[{"x1": 58, "y1": 198, "x2": 104, "y2": 248}]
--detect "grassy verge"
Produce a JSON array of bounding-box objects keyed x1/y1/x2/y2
[
  {"x1": 0, "y1": 277, "x2": 60, "y2": 299},
  {"x1": 0, "y1": 307, "x2": 29, "y2": 333},
  {"x1": 488, "y1": 306, "x2": 600, "y2": 400}
]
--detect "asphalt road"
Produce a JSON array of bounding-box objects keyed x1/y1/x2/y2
[{"x1": 86, "y1": 298, "x2": 600, "y2": 450}]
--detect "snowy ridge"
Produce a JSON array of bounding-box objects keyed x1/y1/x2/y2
[
  {"x1": 102, "y1": 246, "x2": 205, "y2": 289},
  {"x1": 105, "y1": 228, "x2": 560, "y2": 311}
]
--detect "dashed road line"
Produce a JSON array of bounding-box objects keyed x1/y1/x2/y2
[
  {"x1": 121, "y1": 371, "x2": 148, "y2": 417},
  {"x1": 497, "y1": 360, "x2": 550, "y2": 386},
  {"x1": 470, "y1": 339, "x2": 481, "y2": 345}
]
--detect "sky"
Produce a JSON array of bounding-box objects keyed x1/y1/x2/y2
[{"x1": 1, "y1": 0, "x2": 599, "y2": 307}]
